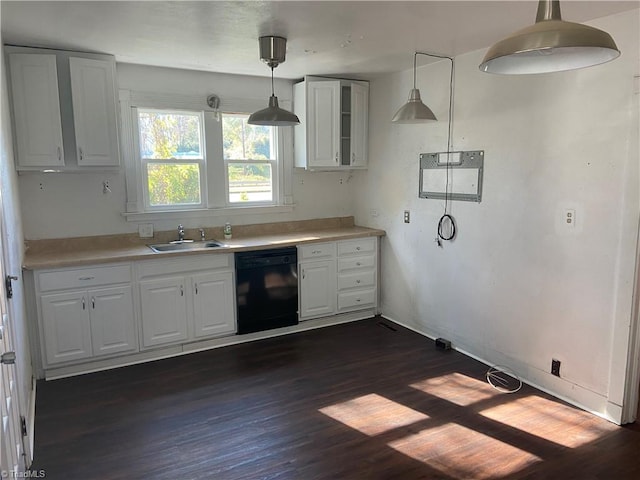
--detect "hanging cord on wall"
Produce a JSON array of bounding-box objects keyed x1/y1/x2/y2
[
  {"x1": 414, "y1": 52, "x2": 456, "y2": 245},
  {"x1": 439, "y1": 54, "x2": 456, "y2": 243}
]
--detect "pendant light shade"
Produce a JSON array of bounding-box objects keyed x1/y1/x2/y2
[
  {"x1": 479, "y1": 0, "x2": 620, "y2": 74},
  {"x1": 248, "y1": 36, "x2": 300, "y2": 126},
  {"x1": 392, "y1": 52, "x2": 439, "y2": 124},
  {"x1": 248, "y1": 95, "x2": 300, "y2": 126},
  {"x1": 392, "y1": 88, "x2": 437, "y2": 123}
]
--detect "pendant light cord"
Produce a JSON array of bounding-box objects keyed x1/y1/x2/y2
[
  {"x1": 270, "y1": 66, "x2": 275, "y2": 96},
  {"x1": 415, "y1": 52, "x2": 456, "y2": 242}
]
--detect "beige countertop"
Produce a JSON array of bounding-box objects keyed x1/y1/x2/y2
[{"x1": 23, "y1": 217, "x2": 385, "y2": 270}]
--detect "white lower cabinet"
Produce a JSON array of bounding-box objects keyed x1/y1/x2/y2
[
  {"x1": 298, "y1": 242, "x2": 337, "y2": 320},
  {"x1": 136, "y1": 254, "x2": 236, "y2": 349},
  {"x1": 192, "y1": 271, "x2": 235, "y2": 339},
  {"x1": 139, "y1": 276, "x2": 189, "y2": 347},
  {"x1": 36, "y1": 264, "x2": 136, "y2": 366},
  {"x1": 298, "y1": 238, "x2": 378, "y2": 320},
  {"x1": 336, "y1": 238, "x2": 378, "y2": 312}
]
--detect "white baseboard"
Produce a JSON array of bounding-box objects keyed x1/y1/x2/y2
[
  {"x1": 381, "y1": 314, "x2": 620, "y2": 425},
  {"x1": 44, "y1": 309, "x2": 376, "y2": 380}
]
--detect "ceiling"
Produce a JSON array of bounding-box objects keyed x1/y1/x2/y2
[{"x1": 1, "y1": 1, "x2": 638, "y2": 80}]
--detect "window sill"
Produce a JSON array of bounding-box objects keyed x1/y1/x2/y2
[{"x1": 122, "y1": 204, "x2": 295, "y2": 223}]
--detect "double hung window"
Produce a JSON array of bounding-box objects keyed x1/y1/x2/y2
[
  {"x1": 130, "y1": 103, "x2": 285, "y2": 215},
  {"x1": 137, "y1": 109, "x2": 205, "y2": 210}
]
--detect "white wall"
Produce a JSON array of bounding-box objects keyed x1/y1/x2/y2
[
  {"x1": 18, "y1": 64, "x2": 357, "y2": 239},
  {"x1": 354, "y1": 9, "x2": 639, "y2": 421}
]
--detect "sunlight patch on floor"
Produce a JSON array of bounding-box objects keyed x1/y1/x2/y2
[
  {"x1": 479, "y1": 395, "x2": 617, "y2": 448},
  {"x1": 410, "y1": 372, "x2": 502, "y2": 407},
  {"x1": 387, "y1": 422, "x2": 542, "y2": 479},
  {"x1": 319, "y1": 393, "x2": 429, "y2": 436}
]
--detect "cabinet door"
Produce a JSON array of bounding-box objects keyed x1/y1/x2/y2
[
  {"x1": 139, "y1": 277, "x2": 188, "y2": 348},
  {"x1": 350, "y1": 82, "x2": 369, "y2": 167},
  {"x1": 192, "y1": 272, "x2": 236, "y2": 338},
  {"x1": 307, "y1": 81, "x2": 341, "y2": 167},
  {"x1": 40, "y1": 291, "x2": 92, "y2": 364},
  {"x1": 69, "y1": 57, "x2": 120, "y2": 166},
  {"x1": 89, "y1": 285, "x2": 137, "y2": 356},
  {"x1": 9, "y1": 53, "x2": 64, "y2": 168},
  {"x1": 299, "y1": 260, "x2": 336, "y2": 320}
]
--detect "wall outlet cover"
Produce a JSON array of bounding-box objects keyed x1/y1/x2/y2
[{"x1": 138, "y1": 223, "x2": 154, "y2": 238}]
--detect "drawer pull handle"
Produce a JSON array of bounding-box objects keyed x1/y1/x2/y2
[
  {"x1": 82, "y1": 297, "x2": 86, "y2": 310},
  {"x1": 356, "y1": 280, "x2": 361, "y2": 284},
  {"x1": 78, "y1": 147, "x2": 84, "y2": 161},
  {"x1": 356, "y1": 246, "x2": 361, "y2": 251},
  {"x1": 91, "y1": 297, "x2": 95, "y2": 309},
  {"x1": 78, "y1": 276, "x2": 95, "y2": 281},
  {"x1": 180, "y1": 285, "x2": 184, "y2": 297},
  {"x1": 312, "y1": 250, "x2": 321, "y2": 254},
  {"x1": 356, "y1": 298, "x2": 361, "y2": 302},
  {"x1": 195, "y1": 283, "x2": 198, "y2": 295},
  {"x1": 356, "y1": 262, "x2": 362, "y2": 266}
]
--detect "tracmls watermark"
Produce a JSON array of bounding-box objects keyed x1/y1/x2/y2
[{"x1": 1, "y1": 470, "x2": 46, "y2": 478}]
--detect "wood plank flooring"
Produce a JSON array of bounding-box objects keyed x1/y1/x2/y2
[{"x1": 31, "y1": 317, "x2": 640, "y2": 479}]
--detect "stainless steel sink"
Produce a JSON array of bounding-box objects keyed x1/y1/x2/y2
[{"x1": 148, "y1": 240, "x2": 225, "y2": 253}]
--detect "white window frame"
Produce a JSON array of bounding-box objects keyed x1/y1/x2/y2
[
  {"x1": 136, "y1": 108, "x2": 207, "y2": 212},
  {"x1": 119, "y1": 90, "x2": 295, "y2": 221}
]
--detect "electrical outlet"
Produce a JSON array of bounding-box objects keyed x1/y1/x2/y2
[
  {"x1": 564, "y1": 209, "x2": 576, "y2": 228},
  {"x1": 551, "y1": 358, "x2": 561, "y2": 377},
  {"x1": 138, "y1": 223, "x2": 154, "y2": 238},
  {"x1": 404, "y1": 210, "x2": 410, "y2": 223}
]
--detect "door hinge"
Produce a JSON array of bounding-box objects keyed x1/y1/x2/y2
[
  {"x1": 5, "y1": 275, "x2": 18, "y2": 299},
  {"x1": 20, "y1": 416, "x2": 27, "y2": 437}
]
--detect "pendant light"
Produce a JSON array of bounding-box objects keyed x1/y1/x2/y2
[
  {"x1": 479, "y1": 0, "x2": 620, "y2": 74},
  {"x1": 391, "y1": 52, "x2": 438, "y2": 123},
  {"x1": 248, "y1": 36, "x2": 300, "y2": 126}
]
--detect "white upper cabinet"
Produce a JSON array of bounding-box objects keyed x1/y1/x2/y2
[
  {"x1": 294, "y1": 76, "x2": 369, "y2": 170},
  {"x1": 6, "y1": 46, "x2": 120, "y2": 170},
  {"x1": 350, "y1": 82, "x2": 369, "y2": 168},
  {"x1": 8, "y1": 54, "x2": 64, "y2": 168},
  {"x1": 69, "y1": 57, "x2": 120, "y2": 166},
  {"x1": 307, "y1": 81, "x2": 341, "y2": 168}
]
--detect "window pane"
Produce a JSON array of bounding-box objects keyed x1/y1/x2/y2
[
  {"x1": 228, "y1": 163, "x2": 273, "y2": 203},
  {"x1": 222, "y1": 114, "x2": 274, "y2": 160},
  {"x1": 147, "y1": 163, "x2": 201, "y2": 206},
  {"x1": 138, "y1": 111, "x2": 202, "y2": 159}
]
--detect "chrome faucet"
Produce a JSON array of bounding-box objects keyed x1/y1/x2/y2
[{"x1": 177, "y1": 224, "x2": 185, "y2": 241}]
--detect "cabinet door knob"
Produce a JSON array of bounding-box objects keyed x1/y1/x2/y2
[
  {"x1": 1, "y1": 352, "x2": 16, "y2": 365},
  {"x1": 78, "y1": 147, "x2": 84, "y2": 161}
]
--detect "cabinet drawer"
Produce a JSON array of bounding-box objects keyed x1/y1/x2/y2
[
  {"x1": 298, "y1": 242, "x2": 336, "y2": 260},
  {"x1": 137, "y1": 253, "x2": 232, "y2": 278},
  {"x1": 337, "y1": 288, "x2": 376, "y2": 311},
  {"x1": 337, "y1": 255, "x2": 375, "y2": 272},
  {"x1": 337, "y1": 238, "x2": 376, "y2": 256},
  {"x1": 38, "y1": 264, "x2": 131, "y2": 292},
  {"x1": 337, "y1": 271, "x2": 375, "y2": 290}
]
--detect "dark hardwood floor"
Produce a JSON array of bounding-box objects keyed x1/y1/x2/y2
[{"x1": 32, "y1": 317, "x2": 640, "y2": 479}]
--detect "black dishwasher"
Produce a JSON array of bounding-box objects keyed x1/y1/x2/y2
[{"x1": 235, "y1": 247, "x2": 298, "y2": 334}]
